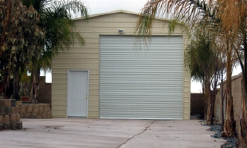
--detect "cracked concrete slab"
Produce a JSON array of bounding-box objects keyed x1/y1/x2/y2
[
  {"x1": 120, "y1": 120, "x2": 226, "y2": 148},
  {"x1": 0, "y1": 119, "x2": 226, "y2": 148},
  {"x1": 0, "y1": 118, "x2": 151, "y2": 148},
  {"x1": 117, "y1": 120, "x2": 154, "y2": 148}
]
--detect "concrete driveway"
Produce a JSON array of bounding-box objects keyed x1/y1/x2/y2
[{"x1": 0, "y1": 118, "x2": 226, "y2": 148}]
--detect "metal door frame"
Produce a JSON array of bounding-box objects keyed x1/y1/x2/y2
[{"x1": 67, "y1": 69, "x2": 89, "y2": 117}]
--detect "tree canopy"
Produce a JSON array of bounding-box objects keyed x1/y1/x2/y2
[
  {"x1": 21, "y1": 0, "x2": 88, "y2": 103},
  {"x1": 0, "y1": 0, "x2": 44, "y2": 100}
]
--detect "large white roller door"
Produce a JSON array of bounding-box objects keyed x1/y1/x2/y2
[{"x1": 99, "y1": 36, "x2": 184, "y2": 119}]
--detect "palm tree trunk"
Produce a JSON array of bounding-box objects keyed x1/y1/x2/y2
[
  {"x1": 3, "y1": 69, "x2": 10, "y2": 99},
  {"x1": 210, "y1": 73, "x2": 218, "y2": 125},
  {"x1": 202, "y1": 82, "x2": 205, "y2": 118},
  {"x1": 202, "y1": 81, "x2": 208, "y2": 120},
  {"x1": 205, "y1": 77, "x2": 217, "y2": 125},
  {"x1": 29, "y1": 70, "x2": 35, "y2": 103},
  {"x1": 11, "y1": 64, "x2": 20, "y2": 101},
  {"x1": 205, "y1": 79, "x2": 212, "y2": 124},
  {"x1": 29, "y1": 68, "x2": 40, "y2": 104},
  {"x1": 239, "y1": 22, "x2": 247, "y2": 147},
  {"x1": 221, "y1": 69, "x2": 225, "y2": 129},
  {"x1": 239, "y1": 78, "x2": 247, "y2": 147},
  {"x1": 222, "y1": 48, "x2": 235, "y2": 137},
  {"x1": 210, "y1": 94, "x2": 216, "y2": 125}
]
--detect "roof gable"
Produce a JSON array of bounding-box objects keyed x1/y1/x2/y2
[{"x1": 73, "y1": 10, "x2": 171, "y2": 23}]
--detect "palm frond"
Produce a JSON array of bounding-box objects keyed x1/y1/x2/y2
[
  {"x1": 48, "y1": 0, "x2": 88, "y2": 19},
  {"x1": 135, "y1": 0, "x2": 219, "y2": 37},
  {"x1": 22, "y1": 0, "x2": 88, "y2": 71}
]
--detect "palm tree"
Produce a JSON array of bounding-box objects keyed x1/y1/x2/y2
[
  {"x1": 21, "y1": 0, "x2": 88, "y2": 103},
  {"x1": 184, "y1": 27, "x2": 225, "y2": 125}
]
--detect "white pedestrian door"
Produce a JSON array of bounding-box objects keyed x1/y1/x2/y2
[{"x1": 67, "y1": 71, "x2": 88, "y2": 117}]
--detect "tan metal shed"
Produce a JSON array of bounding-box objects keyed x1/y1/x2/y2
[{"x1": 51, "y1": 10, "x2": 191, "y2": 119}]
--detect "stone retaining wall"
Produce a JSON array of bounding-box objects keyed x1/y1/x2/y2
[
  {"x1": 19, "y1": 103, "x2": 52, "y2": 119},
  {"x1": 0, "y1": 99, "x2": 22, "y2": 130},
  {"x1": 0, "y1": 99, "x2": 52, "y2": 130}
]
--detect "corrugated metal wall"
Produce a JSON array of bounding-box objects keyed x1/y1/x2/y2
[
  {"x1": 99, "y1": 35, "x2": 184, "y2": 119},
  {"x1": 51, "y1": 11, "x2": 191, "y2": 119}
]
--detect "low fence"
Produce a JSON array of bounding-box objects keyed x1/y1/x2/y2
[{"x1": 191, "y1": 93, "x2": 203, "y2": 115}]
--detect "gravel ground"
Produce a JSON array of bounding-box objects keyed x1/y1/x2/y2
[{"x1": 210, "y1": 125, "x2": 238, "y2": 148}]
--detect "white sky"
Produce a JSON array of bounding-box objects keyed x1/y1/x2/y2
[
  {"x1": 44, "y1": 0, "x2": 242, "y2": 93},
  {"x1": 84, "y1": 0, "x2": 148, "y2": 15}
]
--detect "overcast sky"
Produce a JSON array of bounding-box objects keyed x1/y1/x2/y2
[{"x1": 84, "y1": 0, "x2": 148, "y2": 15}]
